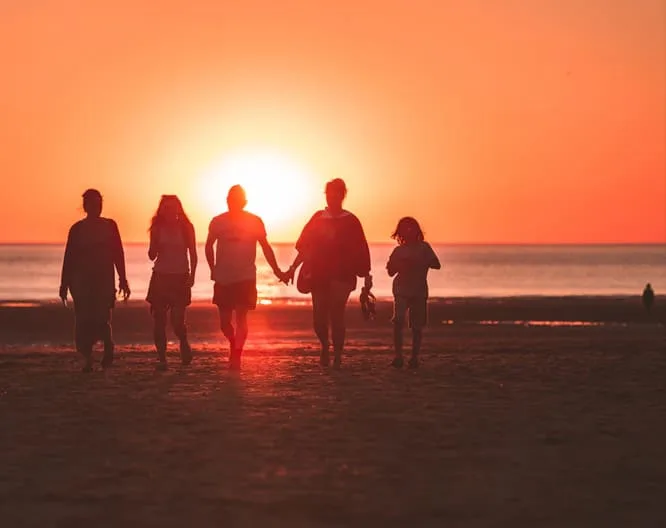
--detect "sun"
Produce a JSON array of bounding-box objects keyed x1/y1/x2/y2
[{"x1": 198, "y1": 149, "x2": 317, "y2": 230}]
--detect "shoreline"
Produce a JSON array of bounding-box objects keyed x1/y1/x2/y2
[
  {"x1": 2, "y1": 293, "x2": 665, "y2": 305},
  {"x1": 0, "y1": 295, "x2": 663, "y2": 346}
]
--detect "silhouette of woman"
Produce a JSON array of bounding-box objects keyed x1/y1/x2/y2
[
  {"x1": 146, "y1": 195, "x2": 197, "y2": 370},
  {"x1": 59, "y1": 189, "x2": 130, "y2": 372},
  {"x1": 286, "y1": 179, "x2": 372, "y2": 367}
]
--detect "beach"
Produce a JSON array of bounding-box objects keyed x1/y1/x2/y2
[{"x1": 0, "y1": 297, "x2": 664, "y2": 527}]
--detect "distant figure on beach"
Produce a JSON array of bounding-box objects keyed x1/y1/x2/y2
[
  {"x1": 642, "y1": 283, "x2": 655, "y2": 312},
  {"x1": 205, "y1": 185, "x2": 286, "y2": 370},
  {"x1": 146, "y1": 195, "x2": 197, "y2": 370},
  {"x1": 285, "y1": 178, "x2": 372, "y2": 368},
  {"x1": 387, "y1": 217, "x2": 440, "y2": 369},
  {"x1": 59, "y1": 189, "x2": 130, "y2": 372}
]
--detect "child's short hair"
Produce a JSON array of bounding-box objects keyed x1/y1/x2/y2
[{"x1": 391, "y1": 217, "x2": 424, "y2": 245}]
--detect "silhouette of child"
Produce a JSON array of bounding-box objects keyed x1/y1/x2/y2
[{"x1": 387, "y1": 217, "x2": 440, "y2": 368}]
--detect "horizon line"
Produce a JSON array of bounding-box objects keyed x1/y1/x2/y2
[{"x1": 1, "y1": 241, "x2": 665, "y2": 246}]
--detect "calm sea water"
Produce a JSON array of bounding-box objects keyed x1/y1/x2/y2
[{"x1": 0, "y1": 244, "x2": 664, "y2": 301}]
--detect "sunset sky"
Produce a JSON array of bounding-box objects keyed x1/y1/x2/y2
[{"x1": 1, "y1": 0, "x2": 664, "y2": 244}]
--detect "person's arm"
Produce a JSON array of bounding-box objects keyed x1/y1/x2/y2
[
  {"x1": 148, "y1": 228, "x2": 158, "y2": 261},
  {"x1": 427, "y1": 243, "x2": 441, "y2": 270},
  {"x1": 259, "y1": 237, "x2": 285, "y2": 282},
  {"x1": 386, "y1": 248, "x2": 399, "y2": 277},
  {"x1": 354, "y1": 216, "x2": 373, "y2": 289},
  {"x1": 111, "y1": 220, "x2": 130, "y2": 300},
  {"x1": 59, "y1": 226, "x2": 75, "y2": 302},
  {"x1": 285, "y1": 212, "x2": 319, "y2": 283},
  {"x1": 205, "y1": 220, "x2": 216, "y2": 281},
  {"x1": 188, "y1": 223, "x2": 198, "y2": 286}
]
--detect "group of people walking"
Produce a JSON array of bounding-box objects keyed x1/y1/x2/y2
[{"x1": 59, "y1": 179, "x2": 440, "y2": 372}]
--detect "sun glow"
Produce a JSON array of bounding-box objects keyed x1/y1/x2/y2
[{"x1": 198, "y1": 149, "x2": 317, "y2": 231}]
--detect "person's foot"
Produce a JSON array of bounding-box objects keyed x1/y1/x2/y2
[
  {"x1": 408, "y1": 356, "x2": 419, "y2": 369},
  {"x1": 390, "y1": 356, "x2": 404, "y2": 368},
  {"x1": 101, "y1": 355, "x2": 114, "y2": 369},
  {"x1": 102, "y1": 341, "x2": 114, "y2": 368},
  {"x1": 81, "y1": 357, "x2": 94, "y2": 372},
  {"x1": 333, "y1": 354, "x2": 342, "y2": 369},
  {"x1": 156, "y1": 360, "x2": 168, "y2": 371},
  {"x1": 229, "y1": 350, "x2": 242, "y2": 371},
  {"x1": 319, "y1": 350, "x2": 330, "y2": 367},
  {"x1": 180, "y1": 339, "x2": 193, "y2": 366}
]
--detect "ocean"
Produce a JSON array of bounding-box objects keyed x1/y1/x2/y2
[{"x1": 0, "y1": 244, "x2": 664, "y2": 302}]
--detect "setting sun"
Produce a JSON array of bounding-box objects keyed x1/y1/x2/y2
[{"x1": 198, "y1": 149, "x2": 317, "y2": 231}]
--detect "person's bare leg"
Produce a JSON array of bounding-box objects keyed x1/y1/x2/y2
[
  {"x1": 229, "y1": 308, "x2": 249, "y2": 370},
  {"x1": 171, "y1": 306, "x2": 191, "y2": 365},
  {"x1": 235, "y1": 309, "x2": 249, "y2": 352},
  {"x1": 391, "y1": 320, "x2": 405, "y2": 368},
  {"x1": 218, "y1": 307, "x2": 236, "y2": 356},
  {"x1": 311, "y1": 289, "x2": 330, "y2": 366},
  {"x1": 75, "y1": 310, "x2": 94, "y2": 372},
  {"x1": 330, "y1": 283, "x2": 351, "y2": 368},
  {"x1": 101, "y1": 308, "x2": 114, "y2": 368},
  {"x1": 153, "y1": 307, "x2": 168, "y2": 368},
  {"x1": 409, "y1": 327, "x2": 422, "y2": 368}
]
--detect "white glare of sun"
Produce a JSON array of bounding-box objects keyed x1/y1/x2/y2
[{"x1": 199, "y1": 150, "x2": 316, "y2": 226}]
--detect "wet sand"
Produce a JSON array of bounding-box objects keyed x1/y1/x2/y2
[{"x1": 0, "y1": 298, "x2": 664, "y2": 527}]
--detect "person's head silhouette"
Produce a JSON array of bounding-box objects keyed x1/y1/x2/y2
[
  {"x1": 325, "y1": 178, "x2": 347, "y2": 212},
  {"x1": 227, "y1": 185, "x2": 247, "y2": 213},
  {"x1": 392, "y1": 217, "x2": 425, "y2": 245},
  {"x1": 82, "y1": 189, "x2": 103, "y2": 218},
  {"x1": 156, "y1": 195, "x2": 185, "y2": 221}
]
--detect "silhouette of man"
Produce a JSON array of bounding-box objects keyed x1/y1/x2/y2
[
  {"x1": 59, "y1": 189, "x2": 130, "y2": 371},
  {"x1": 642, "y1": 283, "x2": 655, "y2": 312},
  {"x1": 205, "y1": 185, "x2": 285, "y2": 370}
]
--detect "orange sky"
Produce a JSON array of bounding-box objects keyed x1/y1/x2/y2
[{"x1": 1, "y1": 0, "x2": 664, "y2": 243}]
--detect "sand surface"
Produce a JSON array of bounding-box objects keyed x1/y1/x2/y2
[{"x1": 0, "y1": 298, "x2": 664, "y2": 527}]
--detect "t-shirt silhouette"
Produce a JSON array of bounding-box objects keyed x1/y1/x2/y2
[
  {"x1": 208, "y1": 211, "x2": 266, "y2": 285},
  {"x1": 61, "y1": 217, "x2": 124, "y2": 299},
  {"x1": 296, "y1": 208, "x2": 371, "y2": 289},
  {"x1": 152, "y1": 224, "x2": 191, "y2": 274},
  {"x1": 387, "y1": 241, "x2": 439, "y2": 298}
]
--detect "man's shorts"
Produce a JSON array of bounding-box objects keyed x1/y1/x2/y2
[
  {"x1": 213, "y1": 280, "x2": 257, "y2": 310},
  {"x1": 392, "y1": 296, "x2": 428, "y2": 329}
]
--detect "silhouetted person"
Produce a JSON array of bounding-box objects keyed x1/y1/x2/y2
[
  {"x1": 146, "y1": 195, "x2": 197, "y2": 370},
  {"x1": 205, "y1": 185, "x2": 286, "y2": 370},
  {"x1": 642, "y1": 283, "x2": 655, "y2": 312},
  {"x1": 387, "y1": 217, "x2": 440, "y2": 369},
  {"x1": 285, "y1": 178, "x2": 372, "y2": 368},
  {"x1": 59, "y1": 189, "x2": 130, "y2": 372}
]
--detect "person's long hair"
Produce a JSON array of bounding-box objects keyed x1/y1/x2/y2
[
  {"x1": 150, "y1": 195, "x2": 193, "y2": 241},
  {"x1": 391, "y1": 216, "x2": 424, "y2": 245}
]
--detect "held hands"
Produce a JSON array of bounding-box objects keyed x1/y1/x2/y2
[
  {"x1": 285, "y1": 266, "x2": 296, "y2": 285},
  {"x1": 275, "y1": 268, "x2": 291, "y2": 285},
  {"x1": 364, "y1": 274, "x2": 373, "y2": 291}
]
